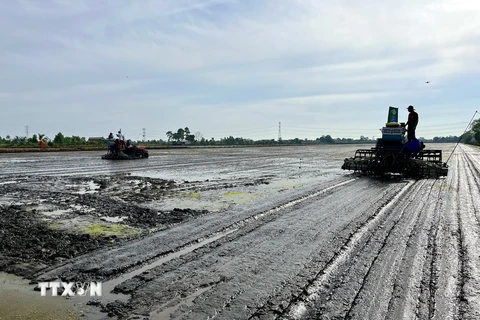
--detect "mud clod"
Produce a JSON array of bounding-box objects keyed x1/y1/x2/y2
[{"x1": 0, "y1": 175, "x2": 210, "y2": 278}]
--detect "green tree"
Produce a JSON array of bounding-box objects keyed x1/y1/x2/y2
[
  {"x1": 12, "y1": 136, "x2": 26, "y2": 145},
  {"x1": 28, "y1": 134, "x2": 39, "y2": 144},
  {"x1": 173, "y1": 128, "x2": 185, "y2": 142},
  {"x1": 323, "y1": 135, "x2": 334, "y2": 144},
  {"x1": 53, "y1": 132, "x2": 65, "y2": 146},
  {"x1": 461, "y1": 132, "x2": 473, "y2": 143},
  {"x1": 186, "y1": 134, "x2": 196, "y2": 144},
  {"x1": 166, "y1": 131, "x2": 173, "y2": 142},
  {"x1": 471, "y1": 119, "x2": 480, "y2": 142}
]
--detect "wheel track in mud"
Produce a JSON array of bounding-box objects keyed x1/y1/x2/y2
[
  {"x1": 98, "y1": 178, "x2": 411, "y2": 319},
  {"x1": 387, "y1": 177, "x2": 441, "y2": 320},
  {"x1": 0, "y1": 153, "x2": 275, "y2": 177},
  {"x1": 33, "y1": 176, "x2": 406, "y2": 319},
  {"x1": 36, "y1": 168, "x2": 469, "y2": 320},
  {"x1": 0, "y1": 149, "x2": 329, "y2": 179},
  {"x1": 418, "y1": 186, "x2": 442, "y2": 320},
  {"x1": 5, "y1": 144, "x2": 477, "y2": 320},
  {"x1": 274, "y1": 179, "x2": 432, "y2": 320},
  {"x1": 35, "y1": 177, "x2": 358, "y2": 283},
  {"x1": 285, "y1": 145, "x2": 480, "y2": 320},
  {"x1": 449, "y1": 144, "x2": 480, "y2": 319},
  {"x1": 249, "y1": 150, "x2": 477, "y2": 320},
  {"x1": 348, "y1": 179, "x2": 432, "y2": 320}
]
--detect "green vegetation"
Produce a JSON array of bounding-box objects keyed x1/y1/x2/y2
[
  {"x1": 84, "y1": 224, "x2": 141, "y2": 238},
  {"x1": 224, "y1": 192, "x2": 248, "y2": 197},
  {"x1": 1, "y1": 122, "x2": 479, "y2": 149},
  {"x1": 185, "y1": 192, "x2": 201, "y2": 199},
  {"x1": 0, "y1": 132, "x2": 94, "y2": 148},
  {"x1": 471, "y1": 119, "x2": 480, "y2": 143}
]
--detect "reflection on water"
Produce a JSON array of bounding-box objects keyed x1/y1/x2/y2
[{"x1": 0, "y1": 272, "x2": 79, "y2": 320}]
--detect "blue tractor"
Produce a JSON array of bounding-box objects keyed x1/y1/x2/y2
[{"x1": 341, "y1": 107, "x2": 448, "y2": 178}]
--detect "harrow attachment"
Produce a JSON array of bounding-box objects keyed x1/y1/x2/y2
[
  {"x1": 341, "y1": 106, "x2": 448, "y2": 179},
  {"x1": 341, "y1": 148, "x2": 448, "y2": 178}
]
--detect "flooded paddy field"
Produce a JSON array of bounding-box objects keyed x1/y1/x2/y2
[{"x1": 2, "y1": 143, "x2": 480, "y2": 320}]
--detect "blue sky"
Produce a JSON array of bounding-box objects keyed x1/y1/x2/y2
[{"x1": 1, "y1": 0, "x2": 479, "y2": 141}]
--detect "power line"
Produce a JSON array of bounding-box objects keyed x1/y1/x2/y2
[
  {"x1": 446, "y1": 111, "x2": 478, "y2": 164},
  {"x1": 200, "y1": 126, "x2": 277, "y2": 134}
]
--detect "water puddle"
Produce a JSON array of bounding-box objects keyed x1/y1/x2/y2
[
  {"x1": 41, "y1": 209, "x2": 72, "y2": 217},
  {"x1": 66, "y1": 180, "x2": 100, "y2": 194},
  {"x1": 0, "y1": 180, "x2": 18, "y2": 185},
  {"x1": 21, "y1": 203, "x2": 72, "y2": 217},
  {"x1": 13, "y1": 228, "x2": 232, "y2": 319},
  {"x1": 0, "y1": 197, "x2": 22, "y2": 206},
  {"x1": 100, "y1": 216, "x2": 127, "y2": 223},
  {"x1": 0, "y1": 272, "x2": 80, "y2": 319}
]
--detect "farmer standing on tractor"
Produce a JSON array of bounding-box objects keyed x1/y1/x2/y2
[
  {"x1": 406, "y1": 105, "x2": 419, "y2": 142},
  {"x1": 117, "y1": 130, "x2": 126, "y2": 149}
]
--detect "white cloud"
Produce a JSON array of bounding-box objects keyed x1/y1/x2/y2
[
  {"x1": 0, "y1": 79, "x2": 156, "y2": 103},
  {"x1": 1, "y1": 0, "x2": 480, "y2": 139}
]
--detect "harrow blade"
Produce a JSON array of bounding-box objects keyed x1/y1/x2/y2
[
  {"x1": 405, "y1": 159, "x2": 448, "y2": 178},
  {"x1": 342, "y1": 148, "x2": 448, "y2": 178},
  {"x1": 341, "y1": 149, "x2": 376, "y2": 172}
]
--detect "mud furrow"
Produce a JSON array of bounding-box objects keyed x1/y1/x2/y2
[
  {"x1": 344, "y1": 185, "x2": 425, "y2": 320},
  {"x1": 459, "y1": 146, "x2": 480, "y2": 225},
  {"x1": 371, "y1": 179, "x2": 435, "y2": 320},
  {"x1": 387, "y1": 179, "x2": 442, "y2": 320},
  {"x1": 0, "y1": 152, "x2": 306, "y2": 178},
  {"x1": 430, "y1": 163, "x2": 461, "y2": 319},
  {"x1": 429, "y1": 178, "x2": 457, "y2": 320},
  {"x1": 452, "y1": 146, "x2": 480, "y2": 319},
  {"x1": 304, "y1": 180, "x2": 432, "y2": 320},
  {"x1": 450, "y1": 150, "x2": 468, "y2": 319},
  {"x1": 36, "y1": 178, "x2": 356, "y2": 283},
  {"x1": 424, "y1": 183, "x2": 443, "y2": 320},
  {"x1": 2, "y1": 143, "x2": 472, "y2": 320},
  {"x1": 107, "y1": 179, "x2": 407, "y2": 319},
  {"x1": 278, "y1": 181, "x2": 415, "y2": 319}
]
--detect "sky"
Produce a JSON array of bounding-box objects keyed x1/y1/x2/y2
[{"x1": 1, "y1": 0, "x2": 480, "y2": 141}]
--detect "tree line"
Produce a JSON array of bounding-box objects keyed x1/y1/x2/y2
[
  {"x1": 1, "y1": 120, "x2": 479, "y2": 148},
  {"x1": 0, "y1": 133, "x2": 94, "y2": 148}
]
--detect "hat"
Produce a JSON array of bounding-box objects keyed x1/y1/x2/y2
[{"x1": 407, "y1": 105, "x2": 415, "y2": 110}]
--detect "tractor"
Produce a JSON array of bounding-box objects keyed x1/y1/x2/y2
[{"x1": 341, "y1": 107, "x2": 448, "y2": 178}]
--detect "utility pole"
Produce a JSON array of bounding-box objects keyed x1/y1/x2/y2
[
  {"x1": 142, "y1": 128, "x2": 146, "y2": 142},
  {"x1": 25, "y1": 126, "x2": 29, "y2": 138},
  {"x1": 278, "y1": 122, "x2": 282, "y2": 141}
]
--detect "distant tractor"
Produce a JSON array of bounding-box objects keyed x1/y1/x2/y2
[
  {"x1": 341, "y1": 107, "x2": 448, "y2": 178},
  {"x1": 102, "y1": 142, "x2": 149, "y2": 160}
]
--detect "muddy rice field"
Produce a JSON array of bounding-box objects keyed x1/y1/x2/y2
[{"x1": 1, "y1": 143, "x2": 479, "y2": 320}]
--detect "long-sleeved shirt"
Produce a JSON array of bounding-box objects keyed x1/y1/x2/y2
[{"x1": 406, "y1": 111, "x2": 419, "y2": 129}]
